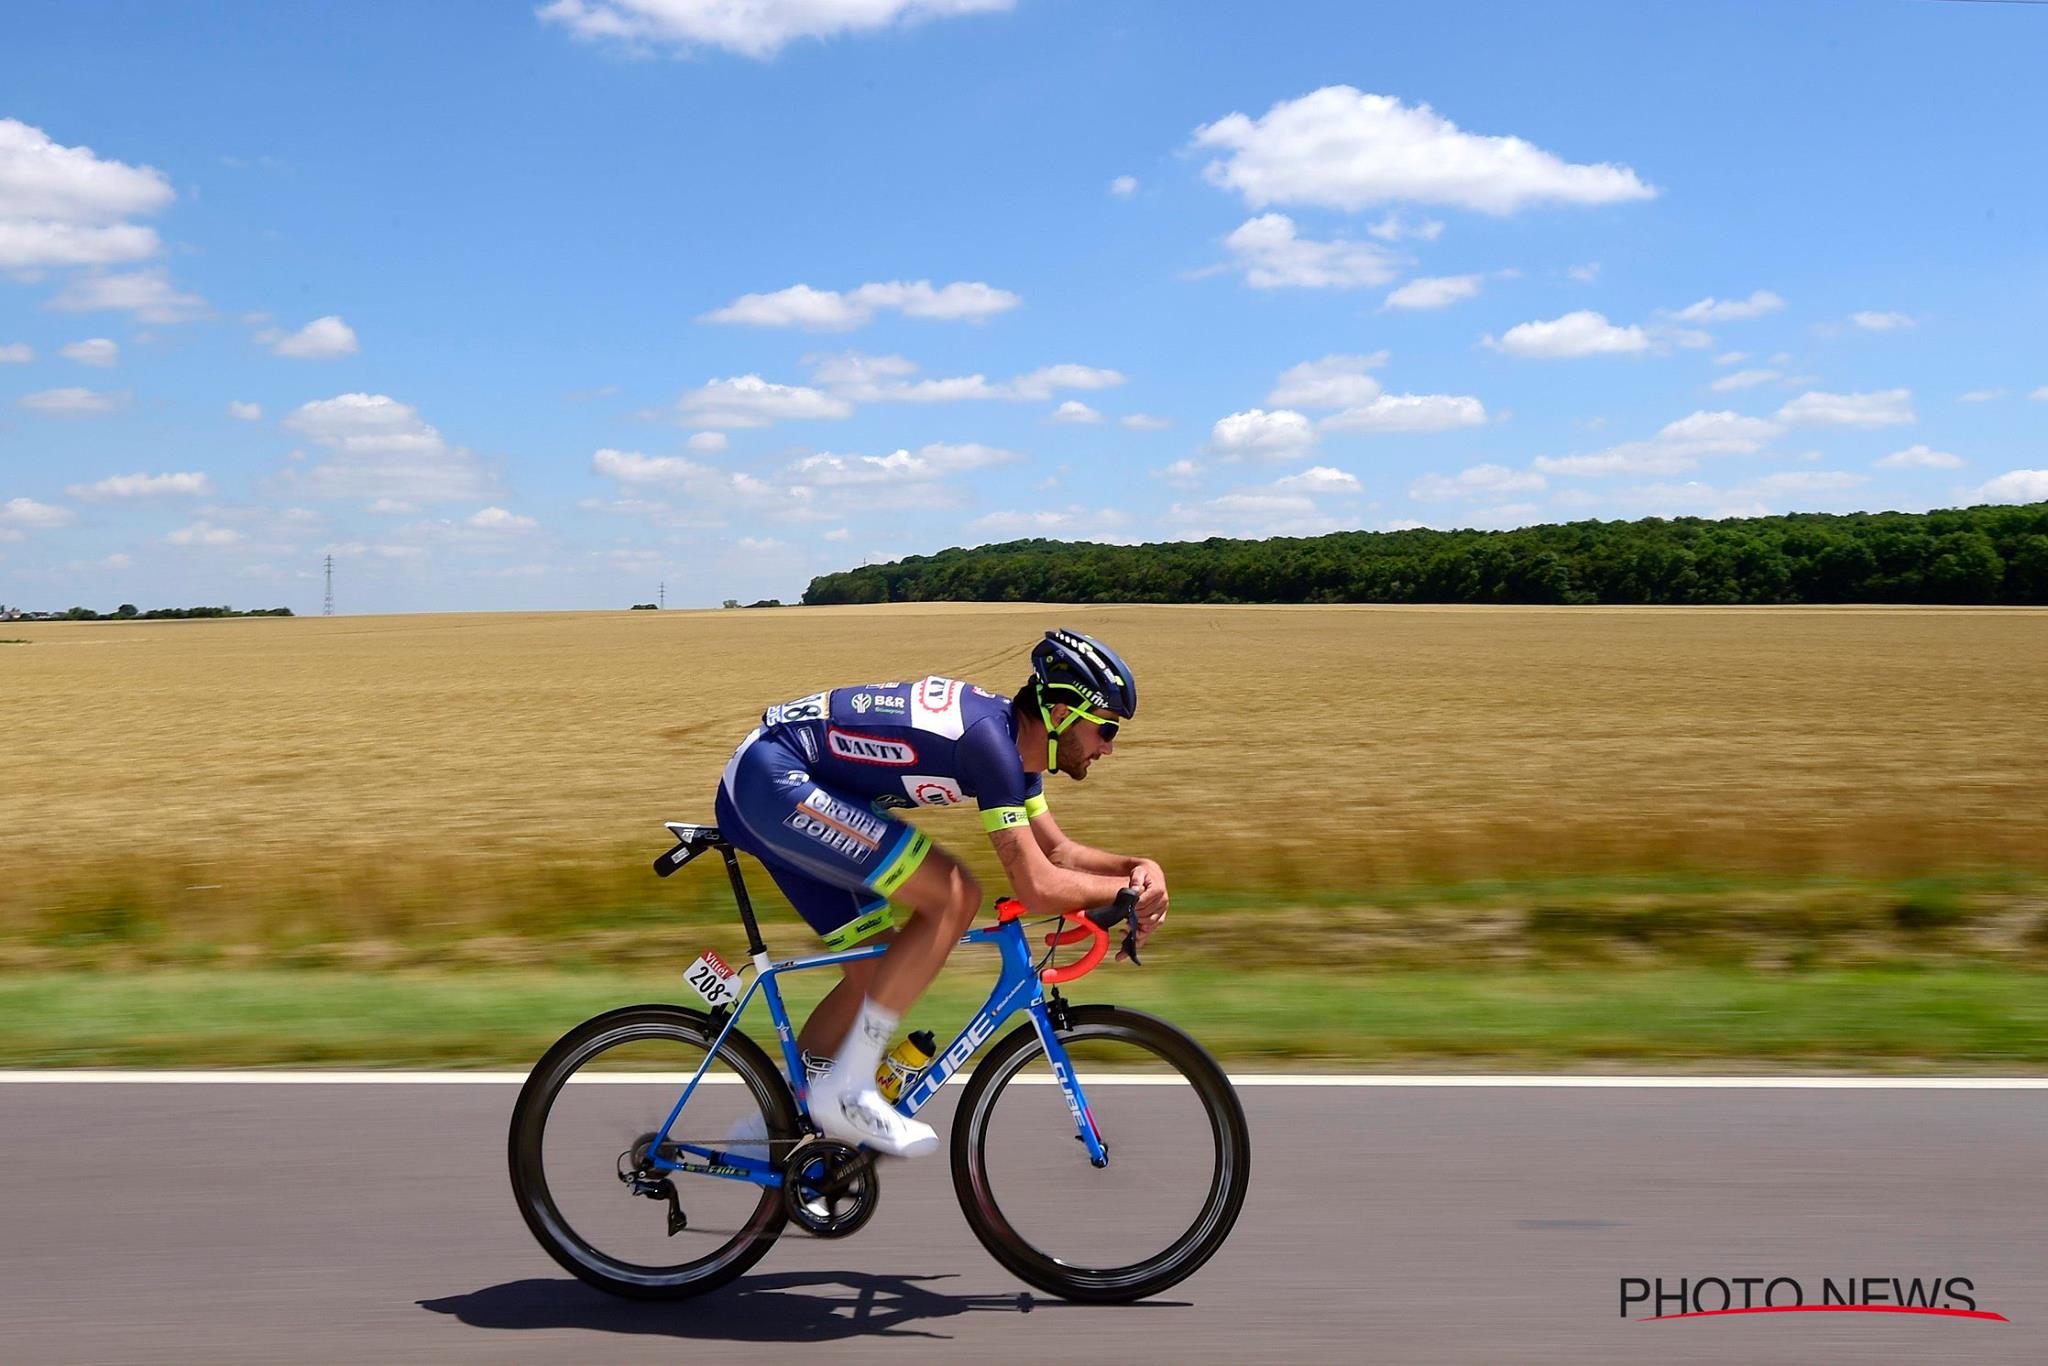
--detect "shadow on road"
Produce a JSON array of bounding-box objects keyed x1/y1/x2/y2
[{"x1": 420, "y1": 1272, "x2": 1186, "y2": 1342}]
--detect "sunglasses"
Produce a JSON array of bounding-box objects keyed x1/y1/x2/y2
[{"x1": 1067, "y1": 700, "x2": 1123, "y2": 741}]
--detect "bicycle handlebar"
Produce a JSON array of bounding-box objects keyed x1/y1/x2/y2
[{"x1": 1040, "y1": 886, "x2": 1142, "y2": 985}]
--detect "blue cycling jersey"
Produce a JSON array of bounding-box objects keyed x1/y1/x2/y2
[{"x1": 759, "y1": 675, "x2": 1047, "y2": 832}]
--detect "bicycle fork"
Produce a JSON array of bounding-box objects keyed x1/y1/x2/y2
[{"x1": 1030, "y1": 994, "x2": 1110, "y2": 1168}]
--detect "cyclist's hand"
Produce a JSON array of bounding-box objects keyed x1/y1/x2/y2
[{"x1": 1121, "y1": 859, "x2": 1168, "y2": 959}]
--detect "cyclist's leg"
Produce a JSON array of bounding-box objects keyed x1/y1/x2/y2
[{"x1": 717, "y1": 735, "x2": 973, "y2": 1153}]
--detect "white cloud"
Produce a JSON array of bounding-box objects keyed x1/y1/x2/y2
[
  {"x1": 1708, "y1": 368, "x2": 1779, "y2": 393},
  {"x1": 685, "y1": 431, "x2": 729, "y2": 453},
  {"x1": 804, "y1": 352, "x2": 1123, "y2": 405},
  {"x1": 1566, "y1": 263, "x2": 1601, "y2": 283},
  {"x1": 1210, "y1": 408, "x2": 1316, "y2": 460},
  {"x1": 18, "y1": 386, "x2": 127, "y2": 414},
  {"x1": 1109, "y1": 175, "x2": 1137, "y2": 199},
  {"x1": 48, "y1": 267, "x2": 209, "y2": 323},
  {"x1": 1713, "y1": 351, "x2": 1749, "y2": 366},
  {"x1": 1165, "y1": 466, "x2": 1364, "y2": 537},
  {"x1": 824, "y1": 527, "x2": 850, "y2": 541},
  {"x1": 227, "y1": 400, "x2": 263, "y2": 421},
  {"x1": 1775, "y1": 388, "x2": 1915, "y2": 427},
  {"x1": 1154, "y1": 458, "x2": 1203, "y2": 487},
  {"x1": 678, "y1": 374, "x2": 854, "y2": 428},
  {"x1": 589, "y1": 449, "x2": 820, "y2": 522},
  {"x1": 67, "y1": 471, "x2": 213, "y2": 498},
  {"x1": 1958, "y1": 389, "x2": 2005, "y2": 403},
  {"x1": 2031, "y1": 386, "x2": 2048, "y2": 402},
  {"x1": 0, "y1": 342, "x2": 31, "y2": 363},
  {"x1": 0, "y1": 118, "x2": 172, "y2": 268},
  {"x1": 1535, "y1": 410, "x2": 1780, "y2": 478},
  {"x1": 0, "y1": 496, "x2": 75, "y2": 530},
  {"x1": 969, "y1": 505, "x2": 1130, "y2": 536},
  {"x1": 167, "y1": 520, "x2": 243, "y2": 546},
  {"x1": 367, "y1": 498, "x2": 417, "y2": 515},
  {"x1": 1048, "y1": 399, "x2": 1101, "y2": 424},
  {"x1": 282, "y1": 392, "x2": 492, "y2": 501},
  {"x1": 789, "y1": 441, "x2": 1018, "y2": 487},
  {"x1": 1267, "y1": 353, "x2": 1387, "y2": 409},
  {"x1": 1876, "y1": 444, "x2": 1962, "y2": 470},
  {"x1": 1271, "y1": 465, "x2": 1362, "y2": 493},
  {"x1": 1969, "y1": 469, "x2": 2048, "y2": 504},
  {"x1": 262, "y1": 315, "x2": 360, "y2": 359},
  {"x1": 1006, "y1": 364, "x2": 1125, "y2": 400},
  {"x1": 538, "y1": 0, "x2": 1013, "y2": 58},
  {"x1": 1366, "y1": 211, "x2": 1444, "y2": 242},
  {"x1": 1120, "y1": 413, "x2": 1171, "y2": 431},
  {"x1": 1220, "y1": 213, "x2": 1401, "y2": 289},
  {"x1": 1485, "y1": 310, "x2": 1648, "y2": 359},
  {"x1": 1730, "y1": 470, "x2": 1865, "y2": 498},
  {"x1": 1671, "y1": 290, "x2": 1784, "y2": 323},
  {"x1": 59, "y1": 338, "x2": 118, "y2": 367},
  {"x1": 1384, "y1": 274, "x2": 1483, "y2": 311},
  {"x1": 702, "y1": 279, "x2": 1019, "y2": 330},
  {"x1": 1409, "y1": 463, "x2": 1544, "y2": 501},
  {"x1": 1850, "y1": 310, "x2": 1914, "y2": 331},
  {"x1": 467, "y1": 506, "x2": 537, "y2": 530},
  {"x1": 1192, "y1": 86, "x2": 1655, "y2": 213},
  {"x1": 1320, "y1": 393, "x2": 1488, "y2": 434}
]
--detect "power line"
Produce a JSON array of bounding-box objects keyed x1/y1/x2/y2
[{"x1": 323, "y1": 554, "x2": 334, "y2": 617}]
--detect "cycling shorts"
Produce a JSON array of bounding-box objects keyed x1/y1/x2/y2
[{"x1": 713, "y1": 727, "x2": 932, "y2": 949}]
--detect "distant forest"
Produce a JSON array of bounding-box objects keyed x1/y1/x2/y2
[
  {"x1": 802, "y1": 503, "x2": 2048, "y2": 607},
  {"x1": 8, "y1": 605, "x2": 296, "y2": 621}
]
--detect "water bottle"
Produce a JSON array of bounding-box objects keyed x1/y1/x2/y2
[{"x1": 875, "y1": 1029, "x2": 937, "y2": 1102}]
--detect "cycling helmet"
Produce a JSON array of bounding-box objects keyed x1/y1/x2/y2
[{"x1": 1029, "y1": 628, "x2": 1137, "y2": 767}]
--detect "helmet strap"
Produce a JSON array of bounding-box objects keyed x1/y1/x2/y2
[{"x1": 1039, "y1": 683, "x2": 1089, "y2": 770}]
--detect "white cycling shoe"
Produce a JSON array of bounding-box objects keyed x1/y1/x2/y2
[{"x1": 810, "y1": 1079, "x2": 939, "y2": 1158}]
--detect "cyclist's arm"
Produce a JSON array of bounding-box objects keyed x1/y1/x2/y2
[
  {"x1": 1029, "y1": 808, "x2": 1169, "y2": 955},
  {"x1": 1029, "y1": 807, "x2": 1142, "y2": 877},
  {"x1": 989, "y1": 825, "x2": 1130, "y2": 918}
]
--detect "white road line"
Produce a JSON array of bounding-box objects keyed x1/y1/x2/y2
[{"x1": 0, "y1": 1071, "x2": 2044, "y2": 1088}]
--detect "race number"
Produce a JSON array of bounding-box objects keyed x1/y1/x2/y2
[{"x1": 684, "y1": 950, "x2": 740, "y2": 1009}]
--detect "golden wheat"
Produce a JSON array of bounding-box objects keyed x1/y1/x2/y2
[{"x1": 4, "y1": 604, "x2": 2045, "y2": 941}]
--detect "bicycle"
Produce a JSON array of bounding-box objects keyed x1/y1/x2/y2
[{"x1": 509, "y1": 820, "x2": 1251, "y2": 1304}]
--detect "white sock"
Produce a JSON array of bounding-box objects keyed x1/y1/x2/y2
[{"x1": 829, "y1": 997, "x2": 900, "y2": 1094}]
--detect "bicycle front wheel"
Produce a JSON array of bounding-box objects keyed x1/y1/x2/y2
[
  {"x1": 509, "y1": 1004, "x2": 797, "y2": 1300},
  {"x1": 951, "y1": 1004, "x2": 1251, "y2": 1303}
]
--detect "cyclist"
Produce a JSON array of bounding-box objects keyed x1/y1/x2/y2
[{"x1": 712, "y1": 629, "x2": 1167, "y2": 1157}]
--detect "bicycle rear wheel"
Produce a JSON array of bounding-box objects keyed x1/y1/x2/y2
[
  {"x1": 509, "y1": 1004, "x2": 797, "y2": 1299},
  {"x1": 951, "y1": 1004, "x2": 1251, "y2": 1303}
]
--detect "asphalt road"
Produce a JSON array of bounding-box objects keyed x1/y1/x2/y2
[{"x1": 3, "y1": 1080, "x2": 2044, "y2": 1364}]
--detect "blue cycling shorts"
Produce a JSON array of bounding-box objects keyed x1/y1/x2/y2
[{"x1": 714, "y1": 727, "x2": 932, "y2": 949}]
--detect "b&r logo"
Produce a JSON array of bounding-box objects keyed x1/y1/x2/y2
[{"x1": 1620, "y1": 1275, "x2": 2007, "y2": 1323}]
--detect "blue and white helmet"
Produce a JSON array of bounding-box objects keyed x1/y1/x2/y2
[{"x1": 1030, "y1": 628, "x2": 1138, "y2": 719}]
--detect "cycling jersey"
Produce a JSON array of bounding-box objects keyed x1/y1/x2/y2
[
  {"x1": 712, "y1": 676, "x2": 1045, "y2": 948},
  {"x1": 760, "y1": 675, "x2": 1046, "y2": 831}
]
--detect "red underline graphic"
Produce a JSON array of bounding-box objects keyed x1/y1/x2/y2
[{"x1": 1646, "y1": 1305, "x2": 2009, "y2": 1323}]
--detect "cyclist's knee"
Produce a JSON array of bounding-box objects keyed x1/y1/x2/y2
[{"x1": 899, "y1": 852, "x2": 980, "y2": 936}]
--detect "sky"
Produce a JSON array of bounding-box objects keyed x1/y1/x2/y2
[{"x1": 2, "y1": 0, "x2": 2045, "y2": 614}]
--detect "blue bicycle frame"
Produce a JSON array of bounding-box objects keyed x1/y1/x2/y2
[{"x1": 643, "y1": 915, "x2": 1107, "y2": 1188}]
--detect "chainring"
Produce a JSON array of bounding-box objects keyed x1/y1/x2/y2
[{"x1": 780, "y1": 1139, "x2": 880, "y2": 1238}]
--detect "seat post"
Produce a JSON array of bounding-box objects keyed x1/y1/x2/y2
[{"x1": 720, "y1": 845, "x2": 769, "y2": 958}]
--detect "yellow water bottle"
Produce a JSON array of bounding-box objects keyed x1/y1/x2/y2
[{"x1": 875, "y1": 1029, "x2": 937, "y2": 1102}]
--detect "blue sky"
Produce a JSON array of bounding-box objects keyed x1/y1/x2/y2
[{"x1": 2, "y1": 0, "x2": 2045, "y2": 613}]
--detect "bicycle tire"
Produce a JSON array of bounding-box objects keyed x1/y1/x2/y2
[
  {"x1": 950, "y1": 1004, "x2": 1251, "y2": 1303},
  {"x1": 508, "y1": 1004, "x2": 798, "y2": 1300}
]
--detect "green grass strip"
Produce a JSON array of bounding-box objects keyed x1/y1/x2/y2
[{"x1": 2, "y1": 965, "x2": 2044, "y2": 1071}]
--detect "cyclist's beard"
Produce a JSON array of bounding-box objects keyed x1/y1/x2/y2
[{"x1": 1055, "y1": 730, "x2": 1090, "y2": 781}]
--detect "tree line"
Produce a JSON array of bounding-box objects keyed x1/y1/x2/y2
[
  {"x1": 801, "y1": 502, "x2": 2048, "y2": 607},
  {"x1": 6, "y1": 604, "x2": 297, "y2": 621}
]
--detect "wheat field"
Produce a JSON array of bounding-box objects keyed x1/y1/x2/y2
[{"x1": 4, "y1": 603, "x2": 2046, "y2": 948}]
